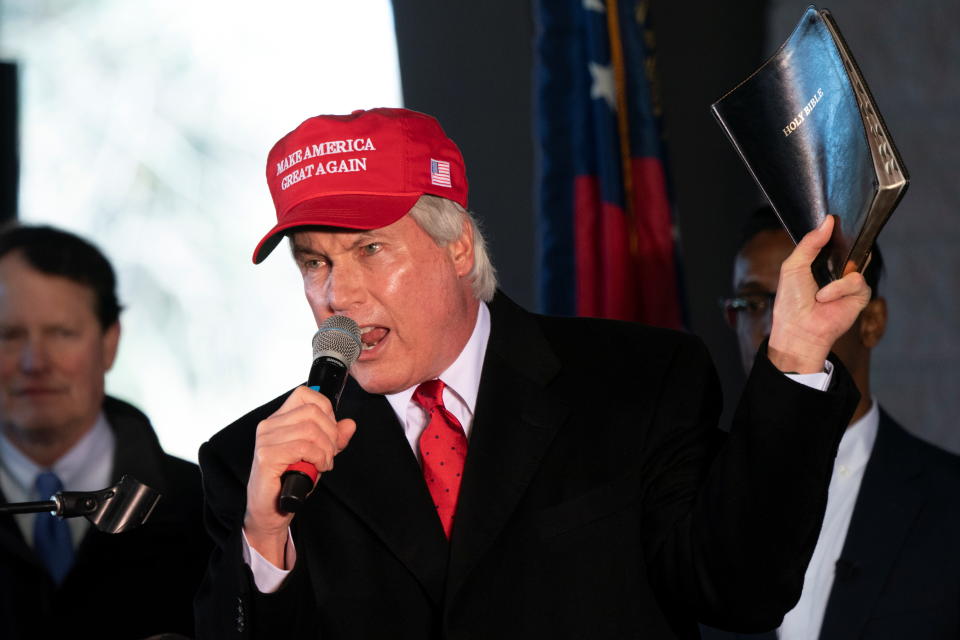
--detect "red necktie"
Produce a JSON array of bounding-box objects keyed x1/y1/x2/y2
[{"x1": 413, "y1": 379, "x2": 468, "y2": 538}]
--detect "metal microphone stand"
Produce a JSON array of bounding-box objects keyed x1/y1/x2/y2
[{"x1": 0, "y1": 475, "x2": 162, "y2": 534}]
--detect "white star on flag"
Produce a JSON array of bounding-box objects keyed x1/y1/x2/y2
[
  {"x1": 583, "y1": 0, "x2": 605, "y2": 12},
  {"x1": 588, "y1": 61, "x2": 616, "y2": 111}
]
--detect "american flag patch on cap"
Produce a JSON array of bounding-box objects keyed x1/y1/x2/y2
[{"x1": 430, "y1": 159, "x2": 452, "y2": 188}]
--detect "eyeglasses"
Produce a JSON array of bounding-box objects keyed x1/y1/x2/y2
[{"x1": 719, "y1": 292, "x2": 776, "y2": 328}]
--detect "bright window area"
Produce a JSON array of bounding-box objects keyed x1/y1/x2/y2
[{"x1": 1, "y1": 0, "x2": 403, "y2": 460}]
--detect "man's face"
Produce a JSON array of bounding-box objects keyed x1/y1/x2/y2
[
  {"x1": 292, "y1": 213, "x2": 478, "y2": 395},
  {"x1": 0, "y1": 252, "x2": 119, "y2": 444}
]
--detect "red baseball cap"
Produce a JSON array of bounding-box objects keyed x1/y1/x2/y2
[{"x1": 253, "y1": 107, "x2": 469, "y2": 263}]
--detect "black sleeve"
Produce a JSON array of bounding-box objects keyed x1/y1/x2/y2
[
  {"x1": 194, "y1": 406, "x2": 320, "y2": 639},
  {"x1": 641, "y1": 339, "x2": 858, "y2": 633}
]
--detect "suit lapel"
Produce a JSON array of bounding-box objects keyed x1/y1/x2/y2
[
  {"x1": 108, "y1": 399, "x2": 167, "y2": 489},
  {"x1": 819, "y1": 411, "x2": 927, "y2": 639},
  {"x1": 317, "y1": 381, "x2": 450, "y2": 605},
  {"x1": 446, "y1": 295, "x2": 568, "y2": 602}
]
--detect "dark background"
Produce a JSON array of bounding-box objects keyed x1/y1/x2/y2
[{"x1": 391, "y1": 0, "x2": 960, "y2": 451}]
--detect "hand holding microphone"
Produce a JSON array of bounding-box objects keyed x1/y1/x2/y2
[
  {"x1": 280, "y1": 315, "x2": 362, "y2": 512},
  {"x1": 243, "y1": 316, "x2": 361, "y2": 567}
]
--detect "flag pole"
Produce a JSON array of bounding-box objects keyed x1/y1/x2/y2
[{"x1": 605, "y1": 0, "x2": 638, "y2": 258}]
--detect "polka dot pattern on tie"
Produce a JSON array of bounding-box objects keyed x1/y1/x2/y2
[{"x1": 413, "y1": 379, "x2": 468, "y2": 538}]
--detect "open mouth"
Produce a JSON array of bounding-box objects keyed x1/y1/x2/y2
[{"x1": 359, "y1": 326, "x2": 390, "y2": 352}]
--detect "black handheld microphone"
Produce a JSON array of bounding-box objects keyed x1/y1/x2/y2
[{"x1": 279, "y1": 315, "x2": 362, "y2": 513}]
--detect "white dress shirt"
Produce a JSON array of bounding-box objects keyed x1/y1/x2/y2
[
  {"x1": 778, "y1": 397, "x2": 879, "y2": 640},
  {"x1": 0, "y1": 413, "x2": 115, "y2": 547}
]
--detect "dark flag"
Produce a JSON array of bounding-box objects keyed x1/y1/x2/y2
[{"x1": 535, "y1": 0, "x2": 683, "y2": 328}]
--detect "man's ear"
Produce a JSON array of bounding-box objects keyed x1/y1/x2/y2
[
  {"x1": 102, "y1": 321, "x2": 121, "y2": 371},
  {"x1": 859, "y1": 297, "x2": 887, "y2": 349},
  {"x1": 448, "y1": 219, "x2": 476, "y2": 278}
]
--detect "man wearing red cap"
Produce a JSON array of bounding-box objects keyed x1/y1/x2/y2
[{"x1": 196, "y1": 108, "x2": 869, "y2": 639}]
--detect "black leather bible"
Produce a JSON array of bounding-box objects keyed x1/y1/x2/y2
[{"x1": 711, "y1": 5, "x2": 909, "y2": 286}]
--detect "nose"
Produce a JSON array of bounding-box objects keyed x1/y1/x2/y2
[
  {"x1": 19, "y1": 337, "x2": 51, "y2": 374},
  {"x1": 325, "y1": 263, "x2": 366, "y2": 314}
]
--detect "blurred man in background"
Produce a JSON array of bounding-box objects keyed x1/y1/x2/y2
[
  {"x1": 0, "y1": 225, "x2": 210, "y2": 640},
  {"x1": 703, "y1": 206, "x2": 960, "y2": 639}
]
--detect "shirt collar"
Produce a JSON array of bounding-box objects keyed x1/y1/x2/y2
[
  {"x1": 55, "y1": 413, "x2": 115, "y2": 490},
  {"x1": 835, "y1": 396, "x2": 879, "y2": 475},
  {"x1": 0, "y1": 412, "x2": 114, "y2": 496},
  {"x1": 385, "y1": 301, "x2": 490, "y2": 416}
]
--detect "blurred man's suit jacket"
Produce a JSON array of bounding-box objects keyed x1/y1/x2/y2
[
  {"x1": 701, "y1": 410, "x2": 960, "y2": 640},
  {"x1": 0, "y1": 397, "x2": 212, "y2": 640}
]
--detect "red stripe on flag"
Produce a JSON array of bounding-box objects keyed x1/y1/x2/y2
[
  {"x1": 572, "y1": 158, "x2": 682, "y2": 329},
  {"x1": 631, "y1": 157, "x2": 681, "y2": 329},
  {"x1": 573, "y1": 175, "x2": 634, "y2": 321},
  {"x1": 573, "y1": 175, "x2": 602, "y2": 317}
]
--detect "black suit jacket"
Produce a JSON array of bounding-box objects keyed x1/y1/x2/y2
[
  {"x1": 701, "y1": 410, "x2": 960, "y2": 640},
  {"x1": 0, "y1": 396, "x2": 212, "y2": 640},
  {"x1": 196, "y1": 295, "x2": 858, "y2": 639}
]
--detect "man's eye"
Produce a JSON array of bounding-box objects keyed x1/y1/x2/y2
[
  {"x1": 361, "y1": 243, "x2": 382, "y2": 256},
  {"x1": 0, "y1": 328, "x2": 22, "y2": 341},
  {"x1": 740, "y1": 293, "x2": 775, "y2": 314},
  {"x1": 302, "y1": 258, "x2": 327, "y2": 270}
]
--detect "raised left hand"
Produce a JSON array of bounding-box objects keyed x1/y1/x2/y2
[{"x1": 767, "y1": 215, "x2": 872, "y2": 374}]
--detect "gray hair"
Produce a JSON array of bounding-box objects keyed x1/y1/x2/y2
[{"x1": 409, "y1": 195, "x2": 497, "y2": 302}]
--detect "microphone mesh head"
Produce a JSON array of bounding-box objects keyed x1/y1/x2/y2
[{"x1": 312, "y1": 315, "x2": 362, "y2": 367}]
